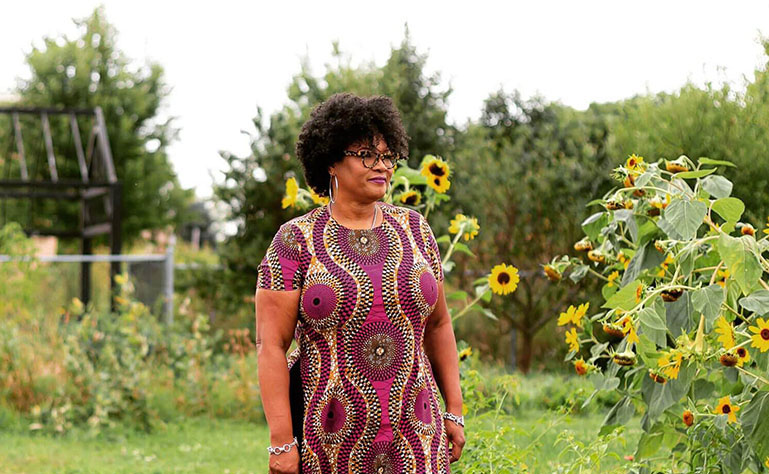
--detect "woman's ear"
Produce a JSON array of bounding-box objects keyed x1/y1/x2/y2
[{"x1": 328, "y1": 165, "x2": 336, "y2": 177}]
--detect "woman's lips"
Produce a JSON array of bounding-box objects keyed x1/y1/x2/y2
[{"x1": 369, "y1": 177, "x2": 386, "y2": 184}]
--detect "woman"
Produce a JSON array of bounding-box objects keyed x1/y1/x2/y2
[{"x1": 255, "y1": 93, "x2": 465, "y2": 474}]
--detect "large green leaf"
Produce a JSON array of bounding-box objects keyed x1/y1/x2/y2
[
  {"x1": 742, "y1": 391, "x2": 769, "y2": 462},
  {"x1": 698, "y1": 157, "x2": 736, "y2": 168},
  {"x1": 661, "y1": 199, "x2": 707, "y2": 240},
  {"x1": 701, "y1": 175, "x2": 733, "y2": 199},
  {"x1": 675, "y1": 168, "x2": 716, "y2": 179},
  {"x1": 691, "y1": 284, "x2": 725, "y2": 332},
  {"x1": 739, "y1": 290, "x2": 769, "y2": 316},
  {"x1": 581, "y1": 212, "x2": 608, "y2": 242},
  {"x1": 603, "y1": 279, "x2": 642, "y2": 311},
  {"x1": 717, "y1": 234, "x2": 762, "y2": 295},
  {"x1": 665, "y1": 292, "x2": 695, "y2": 337},
  {"x1": 711, "y1": 197, "x2": 745, "y2": 224},
  {"x1": 638, "y1": 306, "x2": 667, "y2": 347},
  {"x1": 601, "y1": 396, "x2": 635, "y2": 430},
  {"x1": 622, "y1": 243, "x2": 665, "y2": 287},
  {"x1": 641, "y1": 361, "x2": 695, "y2": 421}
]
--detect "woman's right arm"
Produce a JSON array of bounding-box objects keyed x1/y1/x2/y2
[{"x1": 255, "y1": 287, "x2": 301, "y2": 473}]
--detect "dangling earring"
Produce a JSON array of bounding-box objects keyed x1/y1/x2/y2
[{"x1": 328, "y1": 175, "x2": 338, "y2": 204}]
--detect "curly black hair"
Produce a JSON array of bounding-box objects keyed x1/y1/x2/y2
[{"x1": 296, "y1": 93, "x2": 410, "y2": 197}]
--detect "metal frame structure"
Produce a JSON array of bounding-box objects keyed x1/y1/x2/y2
[{"x1": 0, "y1": 106, "x2": 121, "y2": 308}]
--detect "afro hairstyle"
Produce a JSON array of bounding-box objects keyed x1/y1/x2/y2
[{"x1": 295, "y1": 92, "x2": 410, "y2": 197}]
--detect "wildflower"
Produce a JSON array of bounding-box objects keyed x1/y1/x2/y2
[
  {"x1": 607, "y1": 271, "x2": 620, "y2": 287},
  {"x1": 309, "y1": 187, "x2": 329, "y2": 206},
  {"x1": 665, "y1": 158, "x2": 689, "y2": 173},
  {"x1": 657, "y1": 254, "x2": 674, "y2": 278},
  {"x1": 420, "y1": 156, "x2": 451, "y2": 193},
  {"x1": 488, "y1": 263, "x2": 519, "y2": 295},
  {"x1": 558, "y1": 303, "x2": 589, "y2": 328},
  {"x1": 281, "y1": 177, "x2": 299, "y2": 209},
  {"x1": 574, "y1": 358, "x2": 588, "y2": 376},
  {"x1": 661, "y1": 288, "x2": 684, "y2": 302},
  {"x1": 603, "y1": 322, "x2": 625, "y2": 339},
  {"x1": 649, "y1": 370, "x2": 667, "y2": 384},
  {"x1": 748, "y1": 317, "x2": 769, "y2": 352},
  {"x1": 605, "y1": 199, "x2": 626, "y2": 211},
  {"x1": 635, "y1": 284, "x2": 644, "y2": 304},
  {"x1": 736, "y1": 347, "x2": 750, "y2": 367},
  {"x1": 448, "y1": 213, "x2": 480, "y2": 241},
  {"x1": 543, "y1": 264, "x2": 562, "y2": 282},
  {"x1": 565, "y1": 327, "x2": 580, "y2": 353},
  {"x1": 588, "y1": 250, "x2": 605, "y2": 263},
  {"x1": 682, "y1": 410, "x2": 694, "y2": 427},
  {"x1": 658, "y1": 350, "x2": 683, "y2": 380},
  {"x1": 714, "y1": 316, "x2": 735, "y2": 350},
  {"x1": 458, "y1": 347, "x2": 472, "y2": 361},
  {"x1": 714, "y1": 395, "x2": 740, "y2": 424},
  {"x1": 399, "y1": 190, "x2": 422, "y2": 206}
]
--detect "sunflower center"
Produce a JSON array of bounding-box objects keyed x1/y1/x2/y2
[
  {"x1": 429, "y1": 163, "x2": 445, "y2": 177},
  {"x1": 737, "y1": 348, "x2": 746, "y2": 357},
  {"x1": 497, "y1": 272, "x2": 510, "y2": 284},
  {"x1": 405, "y1": 195, "x2": 417, "y2": 205},
  {"x1": 761, "y1": 329, "x2": 769, "y2": 341},
  {"x1": 722, "y1": 405, "x2": 731, "y2": 414}
]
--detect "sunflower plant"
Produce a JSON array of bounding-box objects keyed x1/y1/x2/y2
[
  {"x1": 281, "y1": 154, "x2": 519, "y2": 323},
  {"x1": 545, "y1": 154, "x2": 769, "y2": 472}
]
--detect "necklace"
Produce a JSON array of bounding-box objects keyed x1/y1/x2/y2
[{"x1": 329, "y1": 202, "x2": 378, "y2": 239}]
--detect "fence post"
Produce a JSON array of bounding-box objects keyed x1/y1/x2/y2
[{"x1": 164, "y1": 235, "x2": 175, "y2": 325}]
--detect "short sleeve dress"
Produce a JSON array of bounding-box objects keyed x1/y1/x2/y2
[{"x1": 256, "y1": 201, "x2": 451, "y2": 474}]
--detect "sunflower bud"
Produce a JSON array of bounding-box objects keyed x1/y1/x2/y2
[
  {"x1": 682, "y1": 410, "x2": 694, "y2": 427},
  {"x1": 587, "y1": 250, "x2": 606, "y2": 263},
  {"x1": 543, "y1": 265, "x2": 562, "y2": 282},
  {"x1": 649, "y1": 371, "x2": 667, "y2": 384},
  {"x1": 613, "y1": 351, "x2": 636, "y2": 366},
  {"x1": 602, "y1": 323, "x2": 625, "y2": 339},
  {"x1": 665, "y1": 159, "x2": 689, "y2": 173},
  {"x1": 740, "y1": 224, "x2": 755, "y2": 236},
  {"x1": 574, "y1": 238, "x2": 593, "y2": 252},
  {"x1": 719, "y1": 352, "x2": 738, "y2": 367},
  {"x1": 605, "y1": 199, "x2": 626, "y2": 211},
  {"x1": 661, "y1": 288, "x2": 684, "y2": 302}
]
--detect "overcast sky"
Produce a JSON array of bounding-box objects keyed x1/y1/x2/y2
[{"x1": 2, "y1": 1, "x2": 768, "y2": 200}]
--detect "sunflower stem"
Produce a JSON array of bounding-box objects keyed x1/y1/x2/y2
[{"x1": 735, "y1": 366, "x2": 769, "y2": 386}]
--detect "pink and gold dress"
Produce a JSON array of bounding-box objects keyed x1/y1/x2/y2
[{"x1": 257, "y1": 202, "x2": 450, "y2": 474}]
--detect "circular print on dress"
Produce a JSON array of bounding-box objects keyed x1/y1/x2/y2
[
  {"x1": 314, "y1": 384, "x2": 354, "y2": 446},
  {"x1": 300, "y1": 271, "x2": 343, "y2": 330},
  {"x1": 337, "y1": 227, "x2": 389, "y2": 266},
  {"x1": 274, "y1": 224, "x2": 301, "y2": 260},
  {"x1": 407, "y1": 376, "x2": 436, "y2": 436},
  {"x1": 363, "y1": 441, "x2": 403, "y2": 474},
  {"x1": 351, "y1": 321, "x2": 405, "y2": 381},
  {"x1": 410, "y1": 261, "x2": 439, "y2": 318}
]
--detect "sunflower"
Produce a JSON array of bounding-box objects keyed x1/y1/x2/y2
[
  {"x1": 543, "y1": 264, "x2": 562, "y2": 282},
  {"x1": 658, "y1": 350, "x2": 683, "y2": 380},
  {"x1": 449, "y1": 214, "x2": 480, "y2": 241},
  {"x1": 565, "y1": 327, "x2": 580, "y2": 353},
  {"x1": 682, "y1": 410, "x2": 694, "y2": 427},
  {"x1": 399, "y1": 190, "x2": 422, "y2": 206},
  {"x1": 421, "y1": 156, "x2": 451, "y2": 193},
  {"x1": 625, "y1": 154, "x2": 645, "y2": 172},
  {"x1": 716, "y1": 268, "x2": 730, "y2": 288},
  {"x1": 488, "y1": 263, "x2": 520, "y2": 295},
  {"x1": 665, "y1": 158, "x2": 689, "y2": 173},
  {"x1": 736, "y1": 347, "x2": 750, "y2": 367},
  {"x1": 714, "y1": 316, "x2": 735, "y2": 350},
  {"x1": 657, "y1": 254, "x2": 674, "y2": 278},
  {"x1": 749, "y1": 317, "x2": 769, "y2": 352},
  {"x1": 618, "y1": 316, "x2": 640, "y2": 345},
  {"x1": 617, "y1": 252, "x2": 629, "y2": 270},
  {"x1": 635, "y1": 284, "x2": 644, "y2": 304},
  {"x1": 558, "y1": 303, "x2": 589, "y2": 328},
  {"x1": 309, "y1": 187, "x2": 329, "y2": 206},
  {"x1": 458, "y1": 347, "x2": 473, "y2": 361},
  {"x1": 281, "y1": 177, "x2": 299, "y2": 209},
  {"x1": 740, "y1": 223, "x2": 755, "y2": 236},
  {"x1": 714, "y1": 395, "x2": 740, "y2": 424},
  {"x1": 607, "y1": 271, "x2": 620, "y2": 288},
  {"x1": 574, "y1": 358, "x2": 588, "y2": 376}
]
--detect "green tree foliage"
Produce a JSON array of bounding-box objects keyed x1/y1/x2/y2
[
  {"x1": 610, "y1": 39, "x2": 769, "y2": 224},
  {"x1": 450, "y1": 90, "x2": 615, "y2": 372},
  {"x1": 211, "y1": 32, "x2": 452, "y2": 327},
  {"x1": 11, "y1": 7, "x2": 194, "y2": 242}
]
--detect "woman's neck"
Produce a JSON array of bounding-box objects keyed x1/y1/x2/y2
[{"x1": 329, "y1": 199, "x2": 380, "y2": 228}]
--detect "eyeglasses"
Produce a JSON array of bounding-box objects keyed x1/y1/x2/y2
[{"x1": 342, "y1": 148, "x2": 403, "y2": 169}]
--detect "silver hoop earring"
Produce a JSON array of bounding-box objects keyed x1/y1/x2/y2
[{"x1": 328, "y1": 175, "x2": 338, "y2": 203}]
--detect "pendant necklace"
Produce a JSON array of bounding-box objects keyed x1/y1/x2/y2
[{"x1": 330, "y1": 202, "x2": 378, "y2": 244}]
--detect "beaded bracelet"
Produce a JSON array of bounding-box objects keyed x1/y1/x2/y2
[
  {"x1": 267, "y1": 437, "x2": 298, "y2": 455},
  {"x1": 442, "y1": 412, "x2": 465, "y2": 427}
]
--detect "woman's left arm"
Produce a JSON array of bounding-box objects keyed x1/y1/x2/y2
[{"x1": 424, "y1": 280, "x2": 465, "y2": 463}]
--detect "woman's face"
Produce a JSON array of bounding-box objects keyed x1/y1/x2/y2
[{"x1": 329, "y1": 134, "x2": 394, "y2": 203}]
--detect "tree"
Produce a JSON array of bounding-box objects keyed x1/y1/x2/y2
[{"x1": 14, "y1": 7, "x2": 194, "y2": 243}]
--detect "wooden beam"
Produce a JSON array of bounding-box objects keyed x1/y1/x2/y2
[
  {"x1": 40, "y1": 112, "x2": 59, "y2": 182},
  {"x1": 12, "y1": 113, "x2": 29, "y2": 180}
]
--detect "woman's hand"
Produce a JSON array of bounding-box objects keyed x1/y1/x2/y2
[
  {"x1": 269, "y1": 448, "x2": 300, "y2": 474},
  {"x1": 444, "y1": 420, "x2": 465, "y2": 463}
]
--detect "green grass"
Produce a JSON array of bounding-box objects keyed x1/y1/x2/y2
[{"x1": 0, "y1": 411, "x2": 642, "y2": 473}]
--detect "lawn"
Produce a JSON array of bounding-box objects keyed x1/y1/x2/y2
[{"x1": 0, "y1": 410, "x2": 642, "y2": 473}]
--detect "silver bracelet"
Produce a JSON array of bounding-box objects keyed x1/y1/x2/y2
[
  {"x1": 442, "y1": 412, "x2": 465, "y2": 427},
  {"x1": 267, "y1": 437, "x2": 298, "y2": 455}
]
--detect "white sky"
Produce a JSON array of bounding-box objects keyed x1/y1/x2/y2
[{"x1": 2, "y1": 1, "x2": 768, "y2": 200}]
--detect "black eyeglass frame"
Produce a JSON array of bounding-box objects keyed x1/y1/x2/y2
[{"x1": 342, "y1": 149, "x2": 404, "y2": 169}]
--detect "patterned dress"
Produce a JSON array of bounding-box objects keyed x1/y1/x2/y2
[{"x1": 257, "y1": 201, "x2": 451, "y2": 474}]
